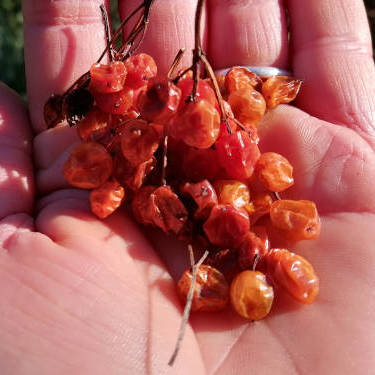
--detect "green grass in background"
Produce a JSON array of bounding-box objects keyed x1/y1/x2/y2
[{"x1": 0, "y1": 0, "x2": 374, "y2": 98}]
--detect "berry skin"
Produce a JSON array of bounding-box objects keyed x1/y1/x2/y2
[
  {"x1": 230, "y1": 270, "x2": 274, "y2": 320},
  {"x1": 255, "y1": 152, "x2": 294, "y2": 192},
  {"x1": 124, "y1": 53, "x2": 157, "y2": 90},
  {"x1": 170, "y1": 100, "x2": 220, "y2": 149},
  {"x1": 237, "y1": 228, "x2": 269, "y2": 270},
  {"x1": 203, "y1": 204, "x2": 250, "y2": 248},
  {"x1": 90, "y1": 61, "x2": 127, "y2": 94},
  {"x1": 90, "y1": 180, "x2": 125, "y2": 219},
  {"x1": 261, "y1": 76, "x2": 302, "y2": 109},
  {"x1": 177, "y1": 265, "x2": 229, "y2": 312},
  {"x1": 266, "y1": 248, "x2": 319, "y2": 304},
  {"x1": 270, "y1": 200, "x2": 321, "y2": 241},
  {"x1": 137, "y1": 78, "x2": 182, "y2": 124},
  {"x1": 213, "y1": 180, "x2": 251, "y2": 211},
  {"x1": 76, "y1": 107, "x2": 109, "y2": 142},
  {"x1": 94, "y1": 87, "x2": 134, "y2": 115},
  {"x1": 63, "y1": 142, "x2": 113, "y2": 189},
  {"x1": 177, "y1": 78, "x2": 218, "y2": 109},
  {"x1": 216, "y1": 130, "x2": 261, "y2": 181},
  {"x1": 225, "y1": 67, "x2": 262, "y2": 94},
  {"x1": 120, "y1": 119, "x2": 161, "y2": 167},
  {"x1": 181, "y1": 180, "x2": 218, "y2": 220},
  {"x1": 228, "y1": 88, "x2": 266, "y2": 128},
  {"x1": 132, "y1": 185, "x2": 188, "y2": 235}
]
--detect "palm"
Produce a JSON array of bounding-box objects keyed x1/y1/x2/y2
[{"x1": 1, "y1": 0, "x2": 375, "y2": 374}]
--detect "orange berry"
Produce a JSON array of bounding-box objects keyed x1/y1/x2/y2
[
  {"x1": 213, "y1": 180, "x2": 251, "y2": 210},
  {"x1": 266, "y1": 248, "x2": 319, "y2": 304},
  {"x1": 270, "y1": 200, "x2": 321, "y2": 241},
  {"x1": 90, "y1": 180, "x2": 125, "y2": 219},
  {"x1": 230, "y1": 270, "x2": 274, "y2": 320},
  {"x1": 255, "y1": 152, "x2": 294, "y2": 192},
  {"x1": 228, "y1": 88, "x2": 266, "y2": 128},
  {"x1": 261, "y1": 75, "x2": 302, "y2": 109},
  {"x1": 177, "y1": 265, "x2": 229, "y2": 312},
  {"x1": 63, "y1": 142, "x2": 113, "y2": 189}
]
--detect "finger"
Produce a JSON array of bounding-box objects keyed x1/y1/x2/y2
[
  {"x1": 23, "y1": 0, "x2": 109, "y2": 133},
  {"x1": 287, "y1": 0, "x2": 375, "y2": 146},
  {"x1": 34, "y1": 125, "x2": 79, "y2": 170},
  {"x1": 0, "y1": 83, "x2": 34, "y2": 219},
  {"x1": 208, "y1": 0, "x2": 289, "y2": 69},
  {"x1": 119, "y1": 0, "x2": 205, "y2": 74},
  {"x1": 258, "y1": 105, "x2": 375, "y2": 215}
]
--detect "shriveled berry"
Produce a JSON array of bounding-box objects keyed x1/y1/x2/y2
[
  {"x1": 90, "y1": 180, "x2": 125, "y2": 219},
  {"x1": 228, "y1": 88, "x2": 266, "y2": 128},
  {"x1": 124, "y1": 53, "x2": 157, "y2": 89},
  {"x1": 90, "y1": 61, "x2": 127, "y2": 93},
  {"x1": 250, "y1": 190, "x2": 274, "y2": 218},
  {"x1": 132, "y1": 185, "x2": 188, "y2": 235},
  {"x1": 205, "y1": 249, "x2": 240, "y2": 283},
  {"x1": 225, "y1": 67, "x2": 262, "y2": 94},
  {"x1": 266, "y1": 248, "x2": 319, "y2": 304},
  {"x1": 120, "y1": 119, "x2": 161, "y2": 166},
  {"x1": 230, "y1": 270, "x2": 274, "y2": 320},
  {"x1": 177, "y1": 265, "x2": 229, "y2": 312},
  {"x1": 256, "y1": 152, "x2": 294, "y2": 192},
  {"x1": 113, "y1": 152, "x2": 155, "y2": 191},
  {"x1": 203, "y1": 204, "x2": 250, "y2": 248},
  {"x1": 213, "y1": 180, "x2": 251, "y2": 210},
  {"x1": 94, "y1": 87, "x2": 133, "y2": 115},
  {"x1": 137, "y1": 78, "x2": 181, "y2": 124},
  {"x1": 216, "y1": 130, "x2": 261, "y2": 180},
  {"x1": 270, "y1": 200, "x2": 321, "y2": 241},
  {"x1": 171, "y1": 100, "x2": 220, "y2": 149},
  {"x1": 181, "y1": 180, "x2": 218, "y2": 220},
  {"x1": 63, "y1": 142, "x2": 113, "y2": 189},
  {"x1": 238, "y1": 229, "x2": 269, "y2": 270},
  {"x1": 76, "y1": 107, "x2": 109, "y2": 142},
  {"x1": 64, "y1": 88, "x2": 94, "y2": 127},
  {"x1": 262, "y1": 76, "x2": 302, "y2": 109},
  {"x1": 177, "y1": 78, "x2": 218, "y2": 109}
]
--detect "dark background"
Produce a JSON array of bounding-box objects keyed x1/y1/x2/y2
[{"x1": 0, "y1": 0, "x2": 374, "y2": 98}]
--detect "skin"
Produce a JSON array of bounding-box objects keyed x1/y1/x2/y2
[{"x1": 0, "y1": 0, "x2": 375, "y2": 373}]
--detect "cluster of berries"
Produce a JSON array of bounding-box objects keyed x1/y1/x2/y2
[{"x1": 53, "y1": 53, "x2": 320, "y2": 321}]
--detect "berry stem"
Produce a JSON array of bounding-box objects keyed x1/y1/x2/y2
[
  {"x1": 168, "y1": 246, "x2": 209, "y2": 366},
  {"x1": 167, "y1": 48, "x2": 186, "y2": 79},
  {"x1": 100, "y1": 4, "x2": 114, "y2": 62}
]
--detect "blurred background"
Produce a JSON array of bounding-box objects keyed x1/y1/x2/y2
[{"x1": 0, "y1": 0, "x2": 374, "y2": 98}]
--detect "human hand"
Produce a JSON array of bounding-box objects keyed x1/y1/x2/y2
[{"x1": 1, "y1": 0, "x2": 375, "y2": 373}]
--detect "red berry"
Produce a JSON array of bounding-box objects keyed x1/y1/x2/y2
[
  {"x1": 170, "y1": 100, "x2": 220, "y2": 149},
  {"x1": 137, "y1": 78, "x2": 181, "y2": 124},
  {"x1": 203, "y1": 204, "x2": 250, "y2": 248},
  {"x1": 94, "y1": 87, "x2": 134, "y2": 115},
  {"x1": 216, "y1": 130, "x2": 261, "y2": 180},
  {"x1": 90, "y1": 61, "x2": 127, "y2": 93},
  {"x1": 181, "y1": 180, "x2": 218, "y2": 220},
  {"x1": 124, "y1": 53, "x2": 157, "y2": 90},
  {"x1": 120, "y1": 119, "x2": 161, "y2": 166}
]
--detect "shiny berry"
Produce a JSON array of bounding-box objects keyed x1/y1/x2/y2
[
  {"x1": 90, "y1": 61, "x2": 127, "y2": 93},
  {"x1": 63, "y1": 142, "x2": 113, "y2": 189},
  {"x1": 124, "y1": 53, "x2": 157, "y2": 90},
  {"x1": 230, "y1": 270, "x2": 274, "y2": 320}
]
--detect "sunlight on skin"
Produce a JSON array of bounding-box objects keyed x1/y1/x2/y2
[{"x1": 0, "y1": 0, "x2": 373, "y2": 373}]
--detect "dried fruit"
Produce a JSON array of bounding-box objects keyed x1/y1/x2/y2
[
  {"x1": 90, "y1": 61, "x2": 127, "y2": 93},
  {"x1": 230, "y1": 270, "x2": 274, "y2": 320},
  {"x1": 266, "y1": 248, "x2": 319, "y2": 304},
  {"x1": 90, "y1": 180, "x2": 125, "y2": 218},
  {"x1": 177, "y1": 265, "x2": 229, "y2": 312},
  {"x1": 270, "y1": 200, "x2": 321, "y2": 241},
  {"x1": 261, "y1": 76, "x2": 302, "y2": 109},
  {"x1": 63, "y1": 142, "x2": 113, "y2": 189},
  {"x1": 256, "y1": 152, "x2": 294, "y2": 192}
]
